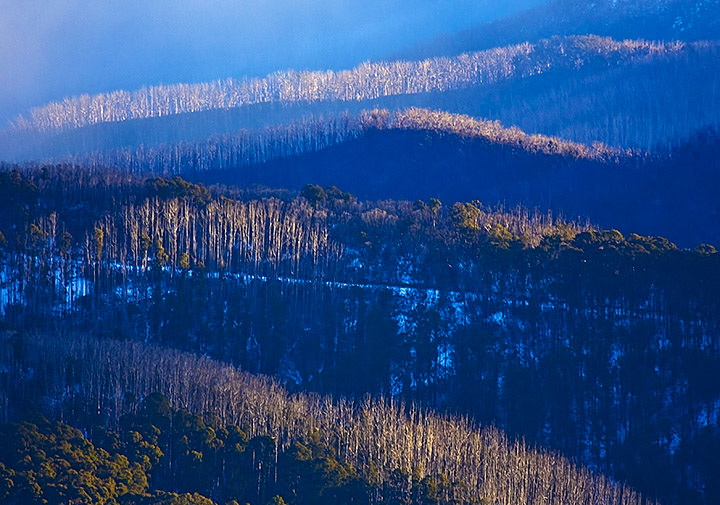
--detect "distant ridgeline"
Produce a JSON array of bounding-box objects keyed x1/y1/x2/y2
[
  {"x1": 9, "y1": 36, "x2": 682, "y2": 133},
  {"x1": 0, "y1": 167, "x2": 718, "y2": 504},
  {"x1": 1, "y1": 38, "x2": 719, "y2": 247},
  {"x1": 2, "y1": 36, "x2": 719, "y2": 160}
]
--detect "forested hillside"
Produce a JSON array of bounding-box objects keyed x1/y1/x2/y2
[
  {"x1": 10, "y1": 36, "x2": 673, "y2": 135},
  {"x1": 0, "y1": 167, "x2": 718, "y2": 504},
  {"x1": 5, "y1": 106, "x2": 720, "y2": 247},
  {"x1": 237, "y1": 111, "x2": 720, "y2": 247},
  {"x1": 2, "y1": 2, "x2": 719, "y2": 504},
  {"x1": 0, "y1": 332, "x2": 664, "y2": 505}
]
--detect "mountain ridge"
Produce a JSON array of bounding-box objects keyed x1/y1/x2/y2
[{"x1": 9, "y1": 36, "x2": 692, "y2": 135}]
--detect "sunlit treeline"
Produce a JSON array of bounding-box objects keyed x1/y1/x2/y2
[
  {"x1": 56, "y1": 107, "x2": 625, "y2": 176},
  {"x1": 438, "y1": 43, "x2": 720, "y2": 150},
  {"x1": 375, "y1": 108, "x2": 625, "y2": 159},
  {"x1": 0, "y1": 332, "x2": 659, "y2": 505},
  {"x1": 0, "y1": 165, "x2": 589, "y2": 291},
  {"x1": 13, "y1": 36, "x2": 689, "y2": 133}
]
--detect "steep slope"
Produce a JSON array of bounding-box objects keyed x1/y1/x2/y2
[{"x1": 0, "y1": 332, "x2": 660, "y2": 505}]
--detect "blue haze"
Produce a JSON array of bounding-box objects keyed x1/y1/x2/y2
[{"x1": 0, "y1": 0, "x2": 546, "y2": 126}]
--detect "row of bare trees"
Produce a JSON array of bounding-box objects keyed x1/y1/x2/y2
[
  {"x1": 12, "y1": 36, "x2": 694, "y2": 134},
  {"x1": 61, "y1": 113, "x2": 363, "y2": 175},
  {"x1": 1, "y1": 166, "x2": 719, "y2": 503},
  {"x1": 376, "y1": 108, "x2": 626, "y2": 159},
  {"x1": 99, "y1": 195, "x2": 342, "y2": 277},
  {"x1": 56, "y1": 107, "x2": 626, "y2": 176},
  {"x1": 0, "y1": 332, "x2": 659, "y2": 505}
]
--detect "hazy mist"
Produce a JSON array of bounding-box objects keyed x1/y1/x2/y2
[{"x1": 0, "y1": 0, "x2": 546, "y2": 127}]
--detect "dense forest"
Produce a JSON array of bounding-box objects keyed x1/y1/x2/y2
[{"x1": 0, "y1": 167, "x2": 718, "y2": 505}]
